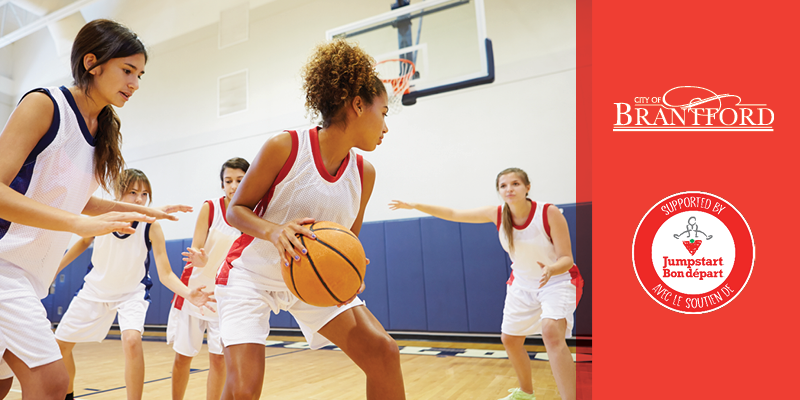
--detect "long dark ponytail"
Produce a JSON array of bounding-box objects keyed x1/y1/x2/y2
[
  {"x1": 496, "y1": 167, "x2": 531, "y2": 252},
  {"x1": 71, "y1": 19, "x2": 147, "y2": 192}
]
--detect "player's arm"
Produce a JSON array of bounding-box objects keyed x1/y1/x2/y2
[
  {"x1": 55, "y1": 236, "x2": 94, "y2": 277},
  {"x1": 181, "y1": 201, "x2": 211, "y2": 269},
  {"x1": 82, "y1": 196, "x2": 192, "y2": 221},
  {"x1": 149, "y1": 222, "x2": 215, "y2": 311},
  {"x1": 389, "y1": 200, "x2": 496, "y2": 224},
  {"x1": 350, "y1": 159, "x2": 375, "y2": 237},
  {"x1": 227, "y1": 132, "x2": 315, "y2": 266},
  {"x1": 537, "y1": 205, "x2": 575, "y2": 287},
  {"x1": 0, "y1": 93, "x2": 151, "y2": 237}
]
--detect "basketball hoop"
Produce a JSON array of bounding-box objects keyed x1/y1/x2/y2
[{"x1": 375, "y1": 58, "x2": 415, "y2": 114}]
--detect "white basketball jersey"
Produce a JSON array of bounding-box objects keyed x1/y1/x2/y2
[
  {"x1": 218, "y1": 127, "x2": 363, "y2": 291},
  {"x1": 174, "y1": 196, "x2": 239, "y2": 320},
  {"x1": 498, "y1": 201, "x2": 571, "y2": 287},
  {"x1": 78, "y1": 221, "x2": 153, "y2": 302},
  {"x1": 0, "y1": 86, "x2": 99, "y2": 300}
]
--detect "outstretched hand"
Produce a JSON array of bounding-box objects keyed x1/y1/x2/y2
[
  {"x1": 388, "y1": 200, "x2": 413, "y2": 210},
  {"x1": 149, "y1": 204, "x2": 194, "y2": 221},
  {"x1": 73, "y1": 212, "x2": 155, "y2": 237},
  {"x1": 268, "y1": 217, "x2": 316, "y2": 267},
  {"x1": 182, "y1": 247, "x2": 208, "y2": 269},
  {"x1": 187, "y1": 285, "x2": 216, "y2": 314}
]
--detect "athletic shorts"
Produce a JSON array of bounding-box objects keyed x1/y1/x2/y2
[
  {"x1": 216, "y1": 284, "x2": 364, "y2": 350},
  {"x1": 501, "y1": 279, "x2": 576, "y2": 338},
  {"x1": 55, "y1": 291, "x2": 150, "y2": 343},
  {"x1": 166, "y1": 306, "x2": 223, "y2": 356},
  {"x1": 0, "y1": 267, "x2": 62, "y2": 369}
]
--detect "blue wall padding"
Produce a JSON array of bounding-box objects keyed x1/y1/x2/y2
[
  {"x1": 358, "y1": 222, "x2": 390, "y2": 326},
  {"x1": 48, "y1": 203, "x2": 593, "y2": 337},
  {"x1": 384, "y1": 219, "x2": 428, "y2": 330},
  {"x1": 420, "y1": 218, "x2": 470, "y2": 332},
  {"x1": 460, "y1": 222, "x2": 509, "y2": 333}
]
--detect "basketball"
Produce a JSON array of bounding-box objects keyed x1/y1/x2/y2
[{"x1": 281, "y1": 221, "x2": 367, "y2": 307}]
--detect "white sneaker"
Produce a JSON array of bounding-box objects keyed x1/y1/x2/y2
[{"x1": 498, "y1": 388, "x2": 536, "y2": 400}]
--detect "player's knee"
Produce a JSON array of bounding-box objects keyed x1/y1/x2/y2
[
  {"x1": 365, "y1": 333, "x2": 400, "y2": 365},
  {"x1": 121, "y1": 332, "x2": 142, "y2": 353},
  {"x1": 174, "y1": 353, "x2": 192, "y2": 367},
  {"x1": 39, "y1": 370, "x2": 69, "y2": 400},
  {"x1": 541, "y1": 322, "x2": 565, "y2": 348},
  {"x1": 209, "y1": 353, "x2": 225, "y2": 370},
  {"x1": 229, "y1": 381, "x2": 259, "y2": 400}
]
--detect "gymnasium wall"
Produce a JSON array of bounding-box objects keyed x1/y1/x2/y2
[{"x1": 2, "y1": 0, "x2": 576, "y2": 242}]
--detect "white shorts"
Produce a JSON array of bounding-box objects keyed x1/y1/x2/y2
[
  {"x1": 55, "y1": 292, "x2": 150, "y2": 343},
  {"x1": 501, "y1": 279, "x2": 576, "y2": 338},
  {"x1": 216, "y1": 284, "x2": 364, "y2": 350},
  {"x1": 0, "y1": 275, "x2": 62, "y2": 369},
  {"x1": 166, "y1": 306, "x2": 223, "y2": 356}
]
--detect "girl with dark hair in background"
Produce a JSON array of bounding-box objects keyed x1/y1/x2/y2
[
  {"x1": 0, "y1": 19, "x2": 189, "y2": 399},
  {"x1": 168, "y1": 157, "x2": 250, "y2": 400}
]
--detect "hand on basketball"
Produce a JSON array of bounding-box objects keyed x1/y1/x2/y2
[
  {"x1": 73, "y1": 212, "x2": 155, "y2": 237},
  {"x1": 148, "y1": 204, "x2": 194, "y2": 221},
  {"x1": 388, "y1": 200, "x2": 414, "y2": 210},
  {"x1": 270, "y1": 217, "x2": 316, "y2": 267},
  {"x1": 182, "y1": 247, "x2": 208, "y2": 269},
  {"x1": 537, "y1": 261, "x2": 552, "y2": 288},
  {"x1": 188, "y1": 285, "x2": 216, "y2": 314}
]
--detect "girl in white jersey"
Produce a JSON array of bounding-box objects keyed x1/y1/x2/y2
[
  {"x1": 0, "y1": 20, "x2": 189, "y2": 400},
  {"x1": 54, "y1": 169, "x2": 212, "y2": 400},
  {"x1": 390, "y1": 167, "x2": 584, "y2": 400},
  {"x1": 168, "y1": 157, "x2": 249, "y2": 400},
  {"x1": 216, "y1": 40, "x2": 404, "y2": 400}
]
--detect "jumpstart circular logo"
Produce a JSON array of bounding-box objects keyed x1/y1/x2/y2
[{"x1": 632, "y1": 192, "x2": 754, "y2": 313}]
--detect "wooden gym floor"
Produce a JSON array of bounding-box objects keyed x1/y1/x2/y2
[{"x1": 6, "y1": 332, "x2": 591, "y2": 399}]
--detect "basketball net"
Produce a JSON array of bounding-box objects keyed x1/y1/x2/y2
[{"x1": 375, "y1": 59, "x2": 415, "y2": 115}]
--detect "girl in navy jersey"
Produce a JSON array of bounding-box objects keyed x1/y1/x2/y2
[
  {"x1": 168, "y1": 157, "x2": 249, "y2": 400},
  {"x1": 390, "y1": 168, "x2": 583, "y2": 400},
  {"x1": 216, "y1": 40, "x2": 404, "y2": 400},
  {"x1": 55, "y1": 169, "x2": 213, "y2": 400},
  {"x1": 0, "y1": 19, "x2": 189, "y2": 399}
]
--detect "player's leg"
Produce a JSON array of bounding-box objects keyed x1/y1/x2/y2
[
  {"x1": 316, "y1": 305, "x2": 404, "y2": 400},
  {"x1": 541, "y1": 318, "x2": 575, "y2": 400},
  {"x1": 501, "y1": 333, "x2": 534, "y2": 394},
  {"x1": 220, "y1": 343, "x2": 264, "y2": 400},
  {"x1": 117, "y1": 296, "x2": 150, "y2": 400},
  {"x1": 121, "y1": 329, "x2": 144, "y2": 400},
  {"x1": 171, "y1": 353, "x2": 193, "y2": 400},
  {"x1": 2, "y1": 352, "x2": 68, "y2": 400},
  {"x1": 166, "y1": 307, "x2": 203, "y2": 400},
  {"x1": 55, "y1": 340, "x2": 77, "y2": 394},
  {"x1": 216, "y1": 285, "x2": 273, "y2": 400},
  {"x1": 206, "y1": 320, "x2": 226, "y2": 400}
]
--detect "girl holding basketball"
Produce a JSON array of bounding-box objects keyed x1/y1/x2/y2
[
  {"x1": 216, "y1": 39, "x2": 404, "y2": 400},
  {"x1": 167, "y1": 157, "x2": 249, "y2": 400},
  {"x1": 55, "y1": 169, "x2": 213, "y2": 400},
  {"x1": 390, "y1": 168, "x2": 582, "y2": 400},
  {"x1": 0, "y1": 19, "x2": 189, "y2": 399}
]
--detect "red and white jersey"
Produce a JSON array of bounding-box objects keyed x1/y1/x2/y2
[
  {"x1": 174, "y1": 197, "x2": 239, "y2": 320},
  {"x1": 218, "y1": 127, "x2": 363, "y2": 291},
  {"x1": 0, "y1": 86, "x2": 99, "y2": 300},
  {"x1": 498, "y1": 201, "x2": 575, "y2": 288}
]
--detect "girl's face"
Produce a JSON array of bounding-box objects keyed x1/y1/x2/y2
[
  {"x1": 497, "y1": 173, "x2": 530, "y2": 205},
  {"x1": 89, "y1": 53, "x2": 146, "y2": 108},
  {"x1": 118, "y1": 181, "x2": 150, "y2": 205},
  {"x1": 354, "y1": 91, "x2": 389, "y2": 152},
  {"x1": 222, "y1": 168, "x2": 246, "y2": 200}
]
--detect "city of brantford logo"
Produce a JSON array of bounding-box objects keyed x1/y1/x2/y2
[
  {"x1": 632, "y1": 192, "x2": 754, "y2": 314},
  {"x1": 613, "y1": 86, "x2": 774, "y2": 132}
]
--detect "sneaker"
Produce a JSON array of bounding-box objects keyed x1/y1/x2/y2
[{"x1": 498, "y1": 388, "x2": 536, "y2": 400}]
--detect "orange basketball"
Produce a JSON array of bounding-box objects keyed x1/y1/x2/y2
[{"x1": 281, "y1": 221, "x2": 367, "y2": 307}]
